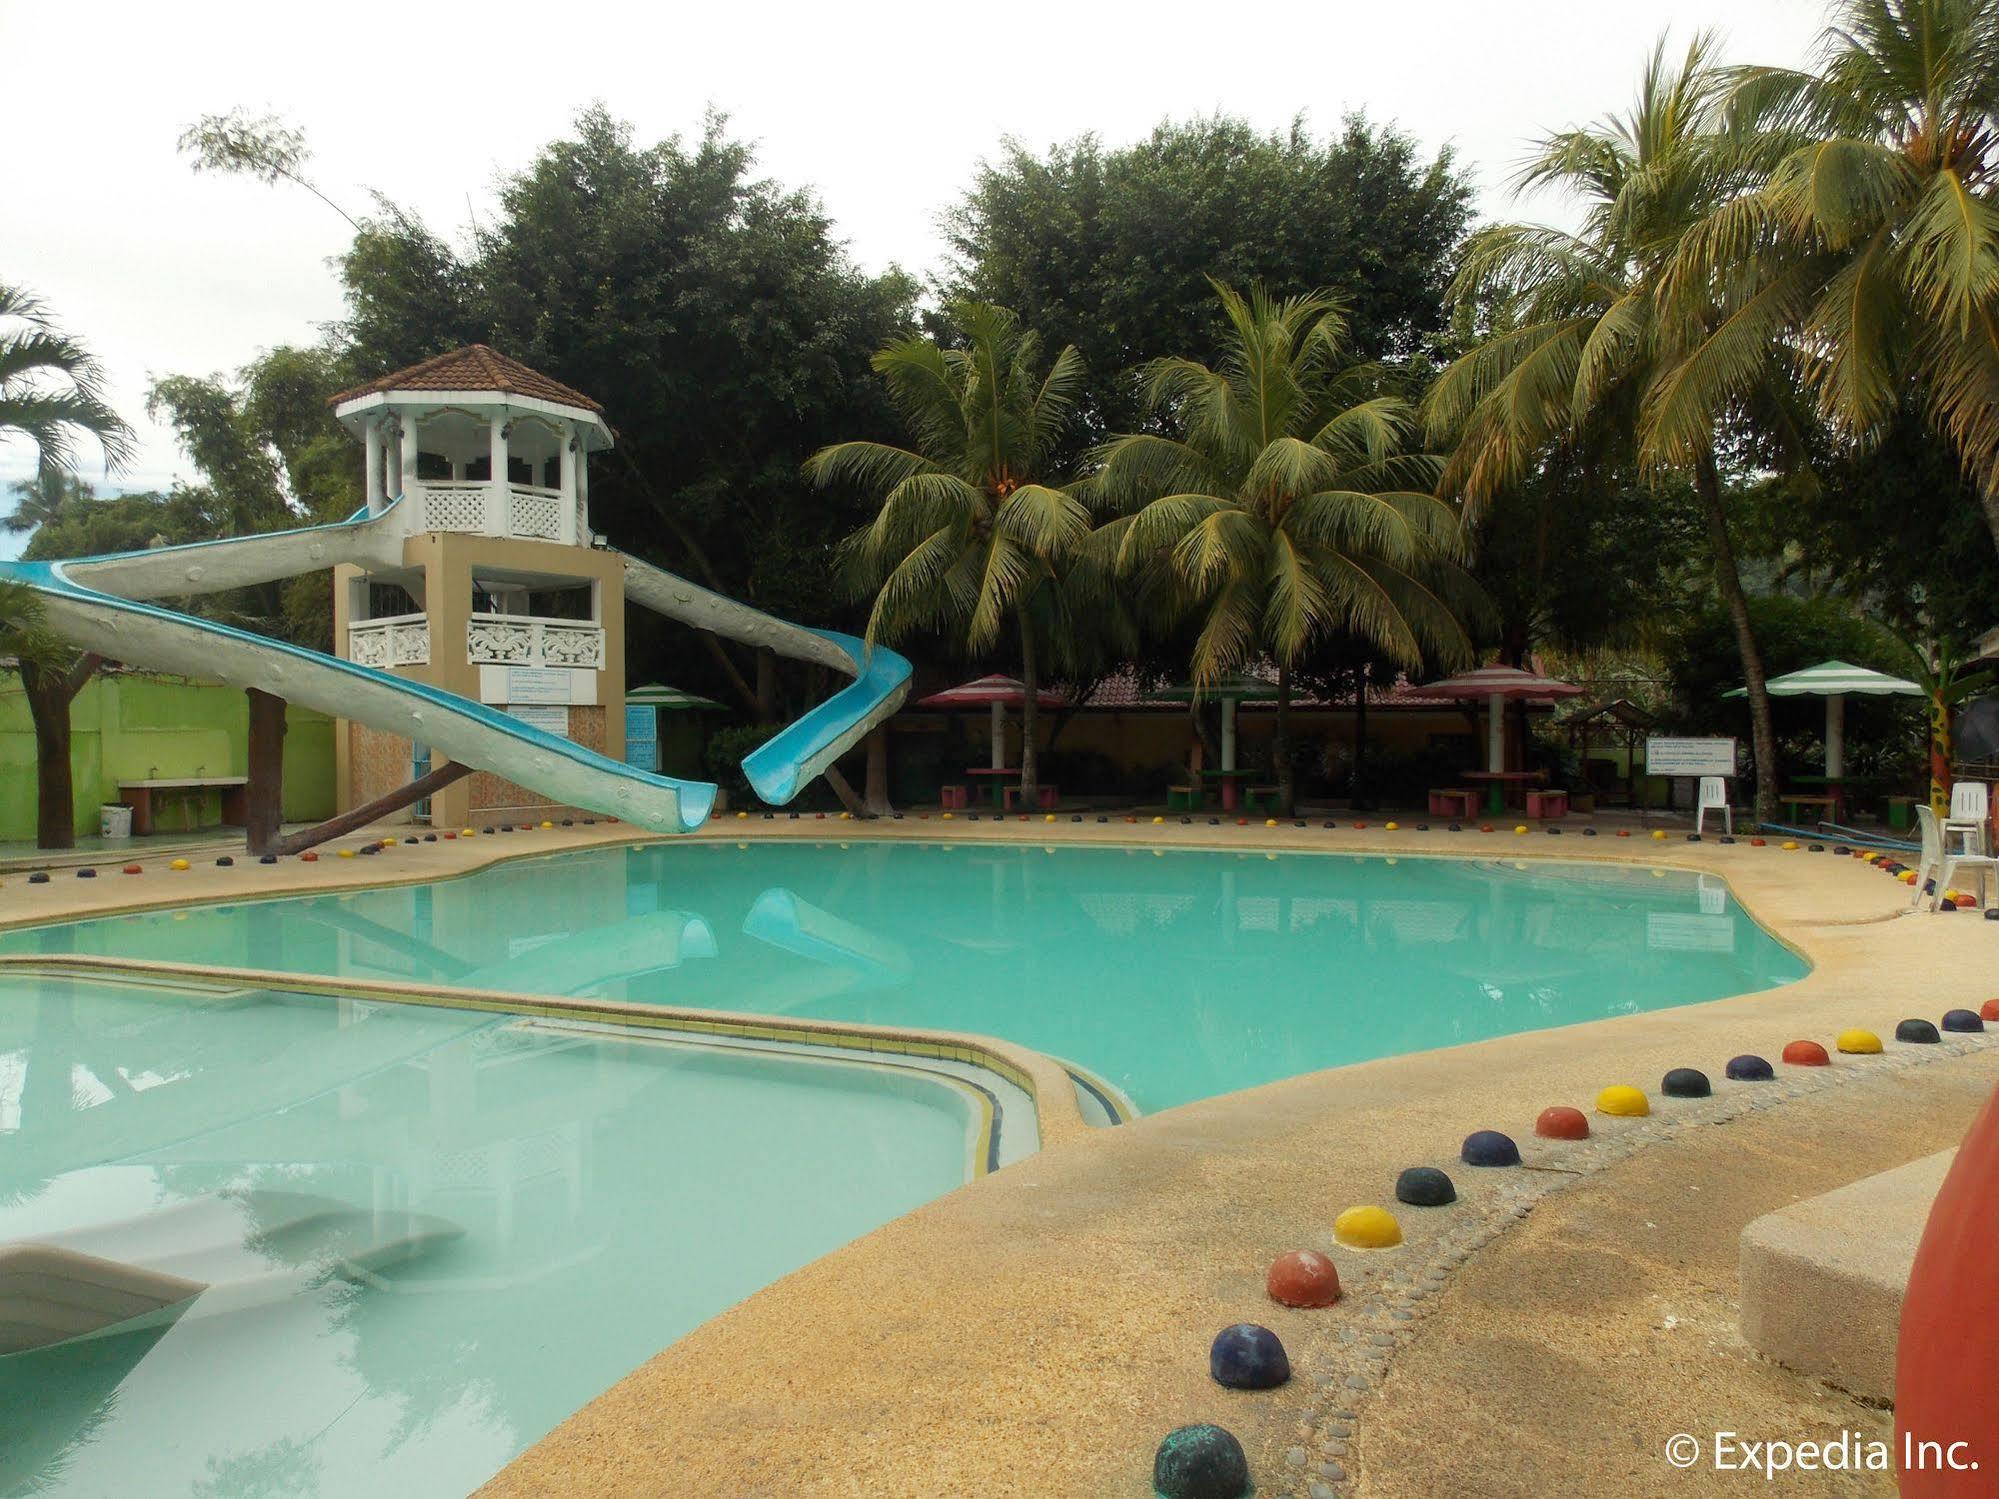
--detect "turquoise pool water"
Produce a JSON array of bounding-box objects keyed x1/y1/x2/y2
[
  {"x1": 0, "y1": 974, "x2": 974, "y2": 1498},
  {"x1": 2, "y1": 842, "x2": 1807, "y2": 1113}
]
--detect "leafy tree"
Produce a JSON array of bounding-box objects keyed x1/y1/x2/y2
[
  {"x1": 178, "y1": 108, "x2": 360, "y2": 229},
  {"x1": 1092, "y1": 281, "x2": 1480, "y2": 816},
  {"x1": 335, "y1": 107, "x2": 918, "y2": 716},
  {"x1": 1668, "y1": 0, "x2": 1999, "y2": 557},
  {"x1": 1423, "y1": 36, "x2": 1792, "y2": 821},
  {"x1": 942, "y1": 114, "x2": 1473, "y2": 444},
  {"x1": 0, "y1": 580, "x2": 101, "y2": 849},
  {"x1": 809, "y1": 303, "x2": 1089, "y2": 799}
]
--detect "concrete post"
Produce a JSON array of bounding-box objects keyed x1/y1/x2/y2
[
  {"x1": 489, "y1": 416, "x2": 510, "y2": 536},
  {"x1": 245, "y1": 687, "x2": 287, "y2": 855}
]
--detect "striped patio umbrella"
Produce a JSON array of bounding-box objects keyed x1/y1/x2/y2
[
  {"x1": 1726, "y1": 660, "x2": 1921, "y2": 779},
  {"x1": 1421, "y1": 666, "x2": 1583, "y2": 772},
  {"x1": 915, "y1": 674, "x2": 1068, "y2": 768}
]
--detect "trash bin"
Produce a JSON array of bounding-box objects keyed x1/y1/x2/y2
[{"x1": 99, "y1": 803, "x2": 134, "y2": 839}]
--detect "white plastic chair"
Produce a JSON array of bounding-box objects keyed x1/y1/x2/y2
[
  {"x1": 1944, "y1": 781, "x2": 1990, "y2": 858},
  {"x1": 1694, "y1": 776, "x2": 1731, "y2": 836},
  {"x1": 1917, "y1": 804, "x2": 1998, "y2": 911}
]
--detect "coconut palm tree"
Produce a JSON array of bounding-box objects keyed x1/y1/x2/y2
[
  {"x1": 1091, "y1": 280, "x2": 1479, "y2": 817},
  {"x1": 1, "y1": 282, "x2": 132, "y2": 477},
  {"x1": 5, "y1": 469, "x2": 94, "y2": 534},
  {"x1": 1658, "y1": 0, "x2": 1999, "y2": 559},
  {"x1": 1422, "y1": 35, "x2": 1791, "y2": 822},
  {"x1": 807, "y1": 303, "x2": 1089, "y2": 800}
]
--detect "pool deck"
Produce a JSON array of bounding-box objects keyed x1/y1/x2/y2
[{"x1": 4, "y1": 813, "x2": 1991, "y2": 1498}]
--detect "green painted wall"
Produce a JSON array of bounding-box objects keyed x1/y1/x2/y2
[{"x1": 0, "y1": 671, "x2": 335, "y2": 841}]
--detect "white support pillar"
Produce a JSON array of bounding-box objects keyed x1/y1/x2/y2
[
  {"x1": 489, "y1": 416, "x2": 510, "y2": 537},
  {"x1": 558, "y1": 428, "x2": 578, "y2": 545},
  {"x1": 575, "y1": 445, "x2": 590, "y2": 541},
  {"x1": 399, "y1": 414, "x2": 420, "y2": 508},
  {"x1": 364, "y1": 422, "x2": 385, "y2": 513}
]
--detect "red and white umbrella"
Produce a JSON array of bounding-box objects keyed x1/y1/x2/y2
[
  {"x1": 915, "y1": 675, "x2": 1068, "y2": 768},
  {"x1": 1422, "y1": 666, "x2": 1583, "y2": 772}
]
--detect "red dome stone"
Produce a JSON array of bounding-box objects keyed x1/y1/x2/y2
[
  {"x1": 1266, "y1": 1249, "x2": 1342, "y2": 1308},
  {"x1": 1535, "y1": 1105, "x2": 1590, "y2": 1140},
  {"x1": 1982, "y1": 999, "x2": 1999, "y2": 1022},
  {"x1": 1782, "y1": 1039, "x2": 1831, "y2": 1066}
]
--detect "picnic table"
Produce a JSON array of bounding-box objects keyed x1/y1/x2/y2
[
  {"x1": 1463, "y1": 769, "x2": 1546, "y2": 815},
  {"x1": 1200, "y1": 768, "x2": 1257, "y2": 811},
  {"x1": 964, "y1": 766, "x2": 1022, "y2": 810}
]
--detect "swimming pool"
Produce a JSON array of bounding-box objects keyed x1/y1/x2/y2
[
  {"x1": 0, "y1": 972, "x2": 978, "y2": 1498},
  {"x1": 1, "y1": 842, "x2": 1807, "y2": 1112}
]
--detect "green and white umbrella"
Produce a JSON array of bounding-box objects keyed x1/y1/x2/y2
[{"x1": 1726, "y1": 660, "x2": 1921, "y2": 779}]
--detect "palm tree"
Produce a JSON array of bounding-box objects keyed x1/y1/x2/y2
[
  {"x1": 807, "y1": 303, "x2": 1089, "y2": 801},
  {"x1": 5, "y1": 469, "x2": 94, "y2": 534},
  {"x1": 1091, "y1": 280, "x2": 1479, "y2": 817},
  {"x1": 1, "y1": 282, "x2": 132, "y2": 477},
  {"x1": 2, "y1": 284, "x2": 129, "y2": 848},
  {"x1": 1422, "y1": 36, "x2": 1790, "y2": 822},
  {"x1": 1661, "y1": 0, "x2": 1999, "y2": 559}
]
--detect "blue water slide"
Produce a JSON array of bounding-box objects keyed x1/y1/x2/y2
[{"x1": 3, "y1": 512, "x2": 907, "y2": 833}]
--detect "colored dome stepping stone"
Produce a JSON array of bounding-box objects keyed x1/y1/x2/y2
[
  {"x1": 1782, "y1": 1039, "x2": 1830, "y2": 1066},
  {"x1": 1208, "y1": 1323, "x2": 1290, "y2": 1389},
  {"x1": 1661, "y1": 1067, "x2": 1711, "y2": 1098},
  {"x1": 1941, "y1": 1009, "x2": 1984, "y2": 1033},
  {"x1": 1395, "y1": 1166, "x2": 1457, "y2": 1206},
  {"x1": 1837, "y1": 1028, "x2": 1883, "y2": 1054},
  {"x1": 1982, "y1": 999, "x2": 1999, "y2": 1021},
  {"x1": 1596, "y1": 1085, "x2": 1650, "y2": 1117},
  {"x1": 1334, "y1": 1205, "x2": 1403, "y2": 1249},
  {"x1": 1460, "y1": 1130, "x2": 1520, "y2": 1167},
  {"x1": 1726, "y1": 1054, "x2": 1775, "y2": 1081},
  {"x1": 1535, "y1": 1106, "x2": 1590, "y2": 1140},
  {"x1": 1266, "y1": 1249, "x2": 1342, "y2": 1308},
  {"x1": 1153, "y1": 1424, "x2": 1251, "y2": 1499},
  {"x1": 1895, "y1": 1018, "x2": 1941, "y2": 1044},
  {"x1": 27, "y1": 871, "x2": 49, "y2": 884}
]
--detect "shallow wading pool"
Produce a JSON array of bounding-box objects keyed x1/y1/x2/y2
[
  {"x1": 2, "y1": 841, "x2": 1809, "y2": 1113},
  {"x1": 0, "y1": 973, "x2": 981, "y2": 1498}
]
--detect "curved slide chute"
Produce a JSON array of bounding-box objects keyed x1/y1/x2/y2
[{"x1": 1, "y1": 503, "x2": 909, "y2": 834}]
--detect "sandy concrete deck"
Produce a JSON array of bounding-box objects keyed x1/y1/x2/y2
[{"x1": 4, "y1": 813, "x2": 1990, "y2": 1498}]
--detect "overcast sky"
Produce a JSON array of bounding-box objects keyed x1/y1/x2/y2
[{"x1": 1, "y1": 0, "x2": 1832, "y2": 548}]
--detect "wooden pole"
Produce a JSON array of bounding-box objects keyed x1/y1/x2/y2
[
  {"x1": 270, "y1": 761, "x2": 475, "y2": 857},
  {"x1": 245, "y1": 688, "x2": 287, "y2": 855}
]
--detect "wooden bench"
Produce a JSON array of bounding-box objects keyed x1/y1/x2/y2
[
  {"x1": 1781, "y1": 793, "x2": 1837, "y2": 825},
  {"x1": 1166, "y1": 784, "x2": 1202, "y2": 811},
  {"x1": 1243, "y1": 784, "x2": 1282, "y2": 813},
  {"x1": 940, "y1": 784, "x2": 969, "y2": 810},
  {"x1": 1428, "y1": 787, "x2": 1479, "y2": 818},
  {"x1": 117, "y1": 777, "x2": 249, "y2": 836}
]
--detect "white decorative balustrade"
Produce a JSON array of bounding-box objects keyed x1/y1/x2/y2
[
  {"x1": 347, "y1": 614, "x2": 431, "y2": 668},
  {"x1": 410, "y1": 480, "x2": 573, "y2": 542},
  {"x1": 466, "y1": 613, "x2": 605, "y2": 670}
]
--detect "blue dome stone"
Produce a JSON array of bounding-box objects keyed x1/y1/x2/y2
[
  {"x1": 1208, "y1": 1324, "x2": 1290, "y2": 1390},
  {"x1": 1662, "y1": 1067, "x2": 1711, "y2": 1097},
  {"x1": 1153, "y1": 1423, "x2": 1251, "y2": 1499},
  {"x1": 1461, "y1": 1129, "x2": 1520, "y2": 1167},
  {"x1": 1396, "y1": 1165, "x2": 1457, "y2": 1206},
  {"x1": 1725, "y1": 1055, "x2": 1774, "y2": 1081},
  {"x1": 1896, "y1": 1018, "x2": 1941, "y2": 1044},
  {"x1": 1942, "y1": 1009, "x2": 1985, "y2": 1033}
]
